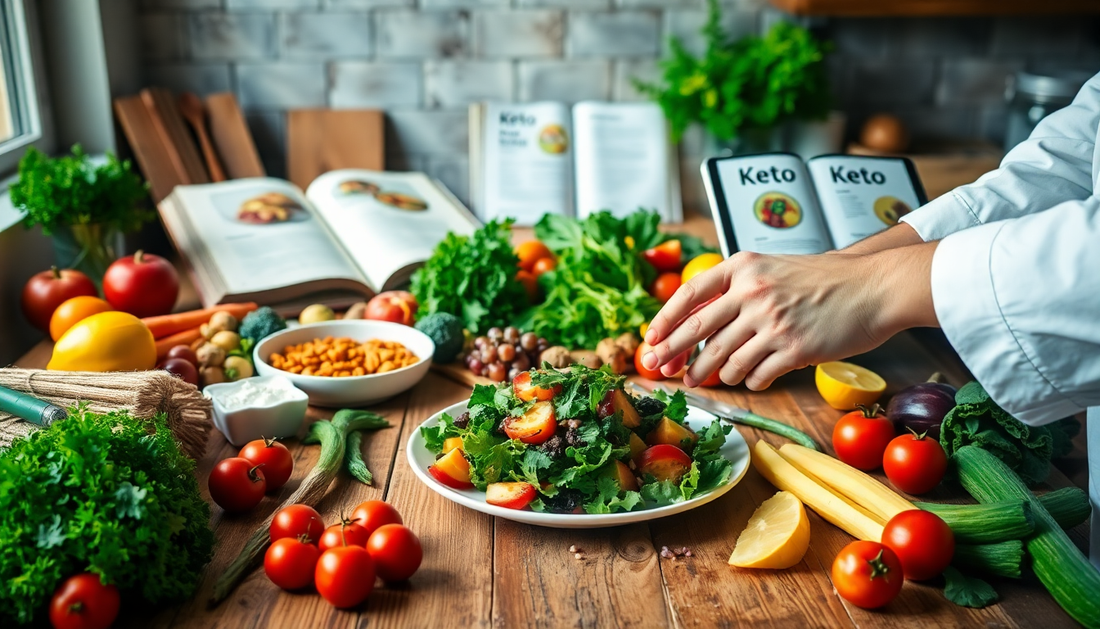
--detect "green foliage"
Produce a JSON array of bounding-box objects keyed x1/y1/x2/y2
[
  {"x1": 10, "y1": 145, "x2": 151, "y2": 235},
  {"x1": 633, "y1": 0, "x2": 831, "y2": 141},
  {"x1": 0, "y1": 408, "x2": 215, "y2": 625},
  {"x1": 411, "y1": 219, "x2": 530, "y2": 334}
]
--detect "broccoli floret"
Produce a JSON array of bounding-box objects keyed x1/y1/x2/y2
[
  {"x1": 415, "y1": 312, "x2": 465, "y2": 363},
  {"x1": 239, "y1": 306, "x2": 286, "y2": 342}
]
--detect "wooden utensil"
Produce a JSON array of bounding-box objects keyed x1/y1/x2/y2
[
  {"x1": 205, "y1": 92, "x2": 265, "y2": 179},
  {"x1": 179, "y1": 92, "x2": 226, "y2": 182},
  {"x1": 143, "y1": 87, "x2": 209, "y2": 185},
  {"x1": 287, "y1": 109, "x2": 384, "y2": 189},
  {"x1": 113, "y1": 95, "x2": 188, "y2": 203}
]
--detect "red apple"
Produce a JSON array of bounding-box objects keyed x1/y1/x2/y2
[
  {"x1": 365, "y1": 290, "x2": 418, "y2": 326},
  {"x1": 21, "y1": 267, "x2": 98, "y2": 331},
  {"x1": 103, "y1": 250, "x2": 180, "y2": 318}
]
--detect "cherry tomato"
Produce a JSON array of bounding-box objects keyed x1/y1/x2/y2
[
  {"x1": 634, "y1": 341, "x2": 665, "y2": 380},
  {"x1": 318, "y1": 521, "x2": 372, "y2": 552},
  {"x1": 636, "y1": 444, "x2": 693, "y2": 483},
  {"x1": 503, "y1": 400, "x2": 557, "y2": 444},
  {"x1": 649, "y1": 272, "x2": 682, "y2": 304},
  {"x1": 512, "y1": 371, "x2": 561, "y2": 402},
  {"x1": 350, "y1": 500, "x2": 403, "y2": 536},
  {"x1": 515, "y1": 270, "x2": 539, "y2": 302},
  {"x1": 514, "y1": 240, "x2": 554, "y2": 272},
  {"x1": 270, "y1": 504, "x2": 326, "y2": 544},
  {"x1": 208, "y1": 457, "x2": 266, "y2": 513},
  {"x1": 165, "y1": 345, "x2": 199, "y2": 367},
  {"x1": 881, "y1": 510, "x2": 954, "y2": 580},
  {"x1": 49, "y1": 573, "x2": 119, "y2": 629},
  {"x1": 264, "y1": 536, "x2": 321, "y2": 591},
  {"x1": 22, "y1": 267, "x2": 98, "y2": 332},
  {"x1": 103, "y1": 250, "x2": 180, "y2": 318},
  {"x1": 883, "y1": 431, "x2": 948, "y2": 495},
  {"x1": 49, "y1": 296, "x2": 113, "y2": 341},
  {"x1": 366, "y1": 524, "x2": 423, "y2": 581},
  {"x1": 238, "y1": 438, "x2": 294, "y2": 490},
  {"x1": 485, "y1": 481, "x2": 537, "y2": 510},
  {"x1": 831, "y1": 405, "x2": 895, "y2": 471},
  {"x1": 161, "y1": 357, "x2": 199, "y2": 387},
  {"x1": 531, "y1": 256, "x2": 557, "y2": 276},
  {"x1": 642, "y1": 239, "x2": 682, "y2": 272},
  {"x1": 315, "y1": 546, "x2": 375, "y2": 608},
  {"x1": 831, "y1": 541, "x2": 904, "y2": 609},
  {"x1": 429, "y1": 448, "x2": 473, "y2": 488}
]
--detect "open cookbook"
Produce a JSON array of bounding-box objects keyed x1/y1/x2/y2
[
  {"x1": 469, "y1": 101, "x2": 682, "y2": 225},
  {"x1": 702, "y1": 153, "x2": 927, "y2": 255},
  {"x1": 157, "y1": 169, "x2": 478, "y2": 310}
]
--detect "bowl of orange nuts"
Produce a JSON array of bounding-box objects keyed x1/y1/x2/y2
[{"x1": 253, "y1": 320, "x2": 434, "y2": 407}]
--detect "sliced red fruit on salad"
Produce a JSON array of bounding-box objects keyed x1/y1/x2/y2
[
  {"x1": 485, "y1": 481, "x2": 537, "y2": 510},
  {"x1": 513, "y1": 371, "x2": 561, "y2": 402},
  {"x1": 637, "y1": 444, "x2": 693, "y2": 483},
  {"x1": 605, "y1": 460, "x2": 639, "y2": 492},
  {"x1": 613, "y1": 389, "x2": 642, "y2": 429},
  {"x1": 442, "y1": 436, "x2": 463, "y2": 454},
  {"x1": 628, "y1": 432, "x2": 647, "y2": 461},
  {"x1": 429, "y1": 447, "x2": 473, "y2": 489},
  {"x1": 646, "y1": 416, "x2": 698, "y2": 450},
  {"x1": 642, "y1": 239, "x2": 682, "y2": 272},
  {"x1": 504, "y1": 400, "x2": 557, "y2": 444}
]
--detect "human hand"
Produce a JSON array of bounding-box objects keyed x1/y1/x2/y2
[{"x1": 641, "y1": 244, "x2": 938, "y2": 389}]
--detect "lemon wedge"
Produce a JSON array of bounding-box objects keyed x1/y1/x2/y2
[
  {"x1": 729, "y1": 490, "x2": 810, "y2": 569},
  {"x1": 814, "y1": 361, "x2": 887, "y2": 410}
]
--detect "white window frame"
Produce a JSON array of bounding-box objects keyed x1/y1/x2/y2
[{"x1": 0, "y1": 0, "x2": 54, "y2": 177}]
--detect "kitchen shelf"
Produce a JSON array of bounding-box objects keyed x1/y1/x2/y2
[{"x1": 769, "y1": 0, "x2": 1100, "y2": 16}]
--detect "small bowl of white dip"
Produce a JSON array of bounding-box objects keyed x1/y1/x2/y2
[{"x1": 205, "y1": 375, "x2": 309, "y2": 446}]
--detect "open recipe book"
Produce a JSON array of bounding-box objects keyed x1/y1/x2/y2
[
  {"x1": 158, "y1": 170, "x2": 478, "y2": 310},
  {"x1": 469, "y1": 101, "x2": 682, "y2": 225}
]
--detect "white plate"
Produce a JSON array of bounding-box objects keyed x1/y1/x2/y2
[{"x1": 407, "y1": 400, "x2": 750, "y2": 528}]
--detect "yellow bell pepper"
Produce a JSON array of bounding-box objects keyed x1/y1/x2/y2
[{"x1": 47, "y1": 311, "x2": 156, "y2": 372}]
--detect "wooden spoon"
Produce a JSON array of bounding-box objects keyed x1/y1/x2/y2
[{"x1": 178, "y1": 92, "x2": 226, "y2": 182}]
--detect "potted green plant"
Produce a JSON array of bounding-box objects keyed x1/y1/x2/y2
[
  {"x1": 10, "y1": 145, "x2": 150, "y2": 280},
  {"x1": 634, "y1": 0, "x2": 833, "y2": 155}
]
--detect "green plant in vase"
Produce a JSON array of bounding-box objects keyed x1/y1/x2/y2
[
  {"x1": 634, "y1": 0, "x2": 831, "y2": 152},
  {"x1": 10, "y1": 145, "x2": 150, "y2": 281}
]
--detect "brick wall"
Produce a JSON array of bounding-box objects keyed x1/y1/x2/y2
[{"x1": 137, "y1": 0, "x2": 1100, "y2": 211}]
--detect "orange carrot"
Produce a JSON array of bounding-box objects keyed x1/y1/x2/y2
[
  {"x1": 156, "y1": 327, "x2": 203, "y2": 360},
  {"x1": 142, "y1": 302, "x2": 258, "y2": 339}
]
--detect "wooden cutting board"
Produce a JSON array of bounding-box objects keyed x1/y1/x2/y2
[
  {"x1": 141, "y1": 87, "x2": 209, "y2": 185},
  {"x1": 205, "y1": 92, "x2": 266, "y2": 179},
  {"x1": 113, "y1": 95, "x2": 188, "y2": 203},
  {"x1": 287, "y1": 109, "x2": 384, "y2": 190}
]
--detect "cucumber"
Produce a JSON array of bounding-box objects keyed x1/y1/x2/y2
[
  {"x1": 1041, "y1": 486, "x2": 1091, "y2": 529},
  {"x1": 953, "y1": 446, "x2": 1100, "y2": 628},
  {"x1": 953, "y1": 541, "x2": 1024, "y2": 579},
  {"x1": 915, "y1": 500, "x2": 1033, "y2": 544}
]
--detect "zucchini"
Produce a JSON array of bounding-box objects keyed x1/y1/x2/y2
[
  {"x1": 953, "y1": 541, "x2": 1024, "y2": 579},
  {"x1": 777, "y1": 443, "x2": 914, "y2": 522},
  {"x1": 954, "y1": 446, "x2": 1100, "y2": 627},
  {"x1": 1041, "y1": 486, "x2": 1091, "y2": 529},
  {"x1": 915, "y1": 500, "x2": 1034, "y2": 544}
]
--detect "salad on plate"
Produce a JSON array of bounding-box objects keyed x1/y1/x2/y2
[{"x1": 420, "y1": 365, "x2": 734, "y2": 514}]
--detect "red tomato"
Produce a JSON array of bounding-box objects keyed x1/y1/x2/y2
[
  {"x1": 315, "y1": 546, "x2": 375, "y2": 608},
  {"x1": 514, "y1": 240, "x2": 554, "y2": 272},
  {"x1": 364, "y1": 290, "x2": 418, "y2": 326},
  {"x1": 366, "y1": 524, "x2": 423, "y2": 581},
  {"x1": 165, "y1": 345, "x2": 199, "y2": 367},
  {"x1": 208, "y1": 457, "x2": 266, "y2": 513},
  {"x1": 831, "y1": 541, "x2": 904, "y2": 609},
  {"x1": 503, "y1": 400, "x2": 557, "y2": 444},
  {"x1": 512, "y1": 371, "x2": 561, "y2": 402},
  {"x1": 636, "y1": 444, "x2": 693, "y2": 483},
  {"x1": 22, "y1": 267, "x2": 98, "y2": 332},
  {"x1": 264, "y1": 536, "x2": 321, "y2": 591},
  {"x1": 350, "y1": 500, "x2": 403, "y2": 536},
  {"x1": 270, "y1": 504, "x2": 326, "y2": 544},
  {"x1": 531, "y1": 256, "x2": 557, "y2": 276},
  {"x1": 642, "y1": 239, "x2": 682, "y2": 273},
  {"x1": 515, "y1": 270, "x2": 539, "y2": 302},
  {"x1": 319, "y1": 521, "x2": 372, "y2": 552},
  {"x1": 634, "y1": 341, "x2": 666, "y2": 380},
  {"x1": 832, "y1": 405, "x2": 895, "y2": 471},
  {"x1": 161, "y1": 357, "x2": 199, "y2": 387},
  {"x1": 696, "y1": 367, "x2": 723, "y2": 388},
  {"x1": 103, "y1": 251, "x2": 180, "y2": 318},
  {"x1": 49, "y1": 573, "x2": 119, "y2": 629},
  {"x1": 485, "y1": 481, "x2": 537, "y2": 510},
  {"x1": 883, "y1": 432, "x2": 948, "y2": 495},
  {"x1": 649, "y1": 272, "x2": 682, "y2": 304},
  {"x1": 881, "y1": 510, "x2": 955, "y2": 580},
  {"x1": 238, "y1": 438, "x2": 294, "y2": 490}
]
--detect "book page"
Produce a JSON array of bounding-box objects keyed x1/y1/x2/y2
[
  {"x1": 306, "y1": 169, "x2": 478, "y2": 291},
  {"x1": 480, "y1": 102, "x2": 573, "y2": 225},
  {"x1": 807, "y1": 156, "x2": 925, "y2": 250},
  {"x1": 170, "y1": 178, "x2": 364, "y2": 295},
  {"x1": 707, "y1": 154, "x2": 832, "y2": 254},
  {"x1": 572, "y1": 102, "x2": 680, "y2": 222}
]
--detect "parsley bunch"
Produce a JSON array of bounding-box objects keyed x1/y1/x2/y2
[{"x1": 0, "y1": 408, "x2": 215, "y2": 624}]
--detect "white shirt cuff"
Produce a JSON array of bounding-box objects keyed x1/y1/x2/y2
[
  {"x1": 931, "y1": 222, "x2": 1080, "y2": 425},
  {"x1": 901, "y1": 191, "x2": 982, "y2": 242}
]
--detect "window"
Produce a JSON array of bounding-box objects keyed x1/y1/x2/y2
[{"x1": 0, "y1": 0, "x2": 50, "y2": 174}]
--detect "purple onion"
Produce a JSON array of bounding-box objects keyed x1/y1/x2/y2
[{"x1": 885, "y1": 374, "x2": 957, "y2": 439}]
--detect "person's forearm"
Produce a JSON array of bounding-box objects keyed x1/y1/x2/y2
[
  {"x1": 837, "y1": 223, "x2": 924, "y2": 255},
  {"x1": 867, "y1": 240, "x2": 939, "y2": 334}
]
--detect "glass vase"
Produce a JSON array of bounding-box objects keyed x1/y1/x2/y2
[{"x1": 51, "y1": 223, "x2": 124, "y2": 283}]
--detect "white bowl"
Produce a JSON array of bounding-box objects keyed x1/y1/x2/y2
[
  {"x1": 253, "y1": 319, "x2": 434, "y2": 407},
  {"x1": 205, "y1": 376, "x2": 309, "y2": 446}
]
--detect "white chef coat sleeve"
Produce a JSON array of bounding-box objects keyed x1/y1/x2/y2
[
  {"x1": 929, "y1": 196, "x2": 1100, "y2": 426},
  {"x1": 901, "y1": 72, "x2": 1100, "y2": 241}
]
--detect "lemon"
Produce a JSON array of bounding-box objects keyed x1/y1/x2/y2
[
  {"x1": 729, "y1": 490, "x2": 810, "y2": 569},
  {"x1": 815, "y1": 361, "x2": 887, "y2": 410},
  {"x1": 681, "y1": 252, "x2": 724, "y2": 284}
]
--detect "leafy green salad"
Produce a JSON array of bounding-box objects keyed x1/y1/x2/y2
[{"x1": 421, "y1": 365, "x2": 734, "y2": 514}]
